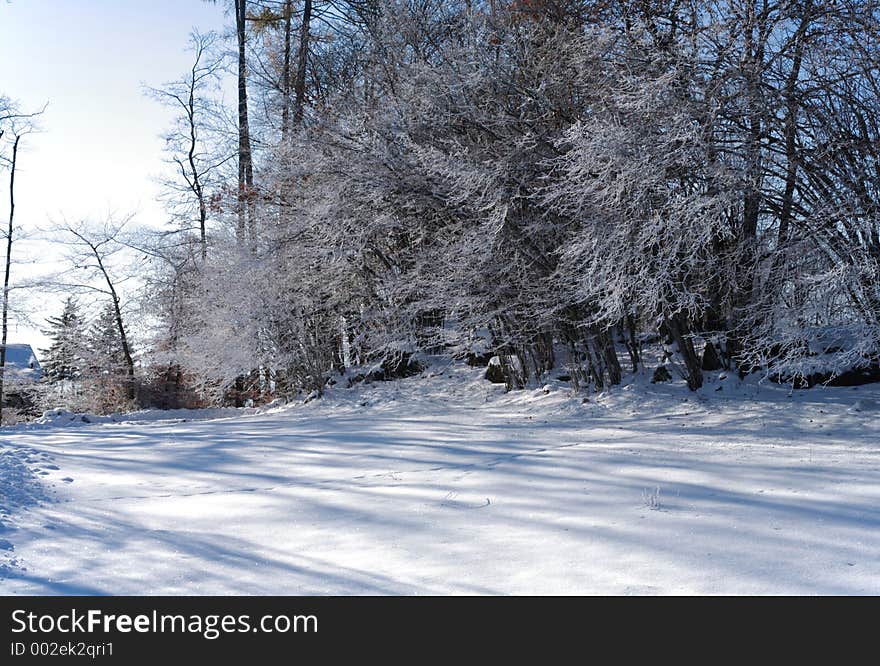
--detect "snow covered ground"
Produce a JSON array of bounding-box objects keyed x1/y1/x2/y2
[{"x1": 1, "y1": 363, "x2": 878, "y2": 595}]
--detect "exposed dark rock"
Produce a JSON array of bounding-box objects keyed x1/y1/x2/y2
[
  {"x1": 347, "y1": 353, "x2": 424, "y2": 387},
  {"x1": 379, "y1": 353, "x2": 423, "y2": 380},
  {"x1": 485, "y1": 357, "x2": 506, "y2": 384},
  {"x1": 770, "y1": 363, "x2": 880, "y2": 389},
  {"x1": 466, "y1": 352, "x2": 494, "y2": 367},
  {"x1": 346, "y1": 373, "x2": 367, "y2": 387},
  {"x1": 651, "y1": 366, "x2": 672, "y2": 383},
  {"x1": 829, "y1": 365, "x2": 880, "y2": 386}
]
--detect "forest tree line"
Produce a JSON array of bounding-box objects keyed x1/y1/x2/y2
[{"x1": 5, "y1": 0, "x2": 880, "y2": 414}]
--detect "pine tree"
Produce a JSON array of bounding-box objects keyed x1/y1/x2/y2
[
  {"x1": 86, "y1": 301, "x2": 129, "y2": 377},
  {"x1": 40, "y1": 296, "x2": 86, "y2": 383}
]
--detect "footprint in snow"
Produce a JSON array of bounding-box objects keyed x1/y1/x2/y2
[{"x1": 61, "y1": 477, "x2": 74, "y2": 483}]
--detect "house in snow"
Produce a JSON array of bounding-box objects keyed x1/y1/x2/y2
[{"x1": 2, "y1": 343, "x2": 42, "y2": 379}]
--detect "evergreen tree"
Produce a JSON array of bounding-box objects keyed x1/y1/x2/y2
[
  {"x1": 86, "y1": 301, "x2": 129, "y2": 376},
  {"x1": 40, "y1": 296, "x2": 86, "y2": 383}
]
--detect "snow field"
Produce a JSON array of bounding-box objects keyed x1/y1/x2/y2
[{"x1": 1, "y1": 364, "x2": 878, "y2": 594}]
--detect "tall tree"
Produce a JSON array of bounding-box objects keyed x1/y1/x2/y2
[
  {"x1": 236, "y1": 0, "x2": 256, "y2": 246},
  {"x1": 280, "y1": 0, "x2": 294, "y2": 139},
  {"x1": 205, "y1": 0, "x2": 255, "y2": 244},
  {"x1": 0, "y1": 133, "x2": 19, "y2": 420},
  {"x1": 57, "y1": 217, "x2": 137, "y2": 398},
  {"x1": 41, "y1": 296, "x2": 86, "y2": 384},
  {"x1": 86, "y1": 301, "x2": 130, "y2": 376},
  {"x1": 146, "y1": 30, "x2": 229, "y2": 263},
  {"x1": 0, "y1": 99, "x2": 42, "y2": 422},
  {"x1": 292, "y1": 0, "x2": 312, "y2": 128}
]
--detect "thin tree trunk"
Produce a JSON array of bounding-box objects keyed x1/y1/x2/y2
[
  {"x1": 777, "y1": 2, "x2": 812, "y2": 246},
  {"x1": 92, "y1": 249, "x2": 136, "y2": 398},
  {"x1": 623, "y1": 314, "x2": 640, "y2": 372},
  {"x1": 185, "y1": 67, "x2": 208, "y2": 262},
  {"x1": 280, "y1": 0, "x2": 293, "y2": 140},
  {"x1": 110, "y1": 293, "x2": 136, "y2": 387},
  {"x1": 293, "y1": 0, "x2": 312, "y2": 128},
  {"x1": 277, "y1": 0, "x2": 294, "y2": 230},
  {"x1": 0, "y1": 135, "x2": 19, "y2": 424},
  {"x1": 732, "y1": 1, "x2": 766, "y2": 347},
  {"x1": 235, "y1": 0, "x2": 254, "y2": 246}
]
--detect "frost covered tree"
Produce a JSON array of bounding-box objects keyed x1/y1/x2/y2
[
  {"x1": 86, "y1": 301, "x2": 130, "y2": 377},
  {"x1": 129, "y1": 0, "x2": 880, "y2": 403},
  {"x1": 73, "y1": 300, "x2": 138, "y2": 413},
  {"x1": 40, "y1": 296, "x2": 86, "y2": 384},
  {"x1": 55, "y1": 217, "x2": 137, "y2": 400}
]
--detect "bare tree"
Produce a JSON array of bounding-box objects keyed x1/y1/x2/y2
[
  {"x1": 204, "y1": 0, "x2": 256, "y2": 246},
  {"x1": 0, "y1": 100, "x2": 44, "y2": 423},
  {"x1": 146, "y1": 31, "x2": 231, "y2": 263},
  {"x1": 54, "y1": 216, "x2": 138, "y2": 399},
  {"x1": 235, "y1": 0, "x2": 257, "y2": 247},
  {"x1": 0, "y1": 133, "x2": 20, "y2": 421}
]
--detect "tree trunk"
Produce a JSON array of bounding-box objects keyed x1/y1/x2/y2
[
  {"x1": 666, "y1": 314, "x2": 703, "y2": 391},
  {"x1": 91, "y1": 245, "x2": 136, "y2": 399},
  {"x1": 280, "y1": 0, "x2": 293, "y2": 140},
  {"x1": 186, "y1": 71, "x2": 208, "y2": 262},
  {"x1": 777, "y1": 2, "x2": 812, "y2": 247},
  {"x1": 111, "y1": 293, "x2": 136, "y2": 400},
  {"x1": 235, "y1": 0, "x2": 254, "y2": 246},
  {"x1": 597, "y1": 327, "x2": 622, "y2": 386},
  {"x1": 729, "y1": 1, "x2": 767, "y2": 350},
  {"x1": 292, "y1": 0, "x2": 312, "y2": 128},
  {"x1": 0, "y1": 135, "x2": 19, "y2": 424},
  {"x1": 622, "y1": 315, "x2": 640, "y2": 373}
]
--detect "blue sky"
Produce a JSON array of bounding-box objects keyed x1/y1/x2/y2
[{"x1": 1, "y1": 0, "x2": 229, "y2": 349}]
